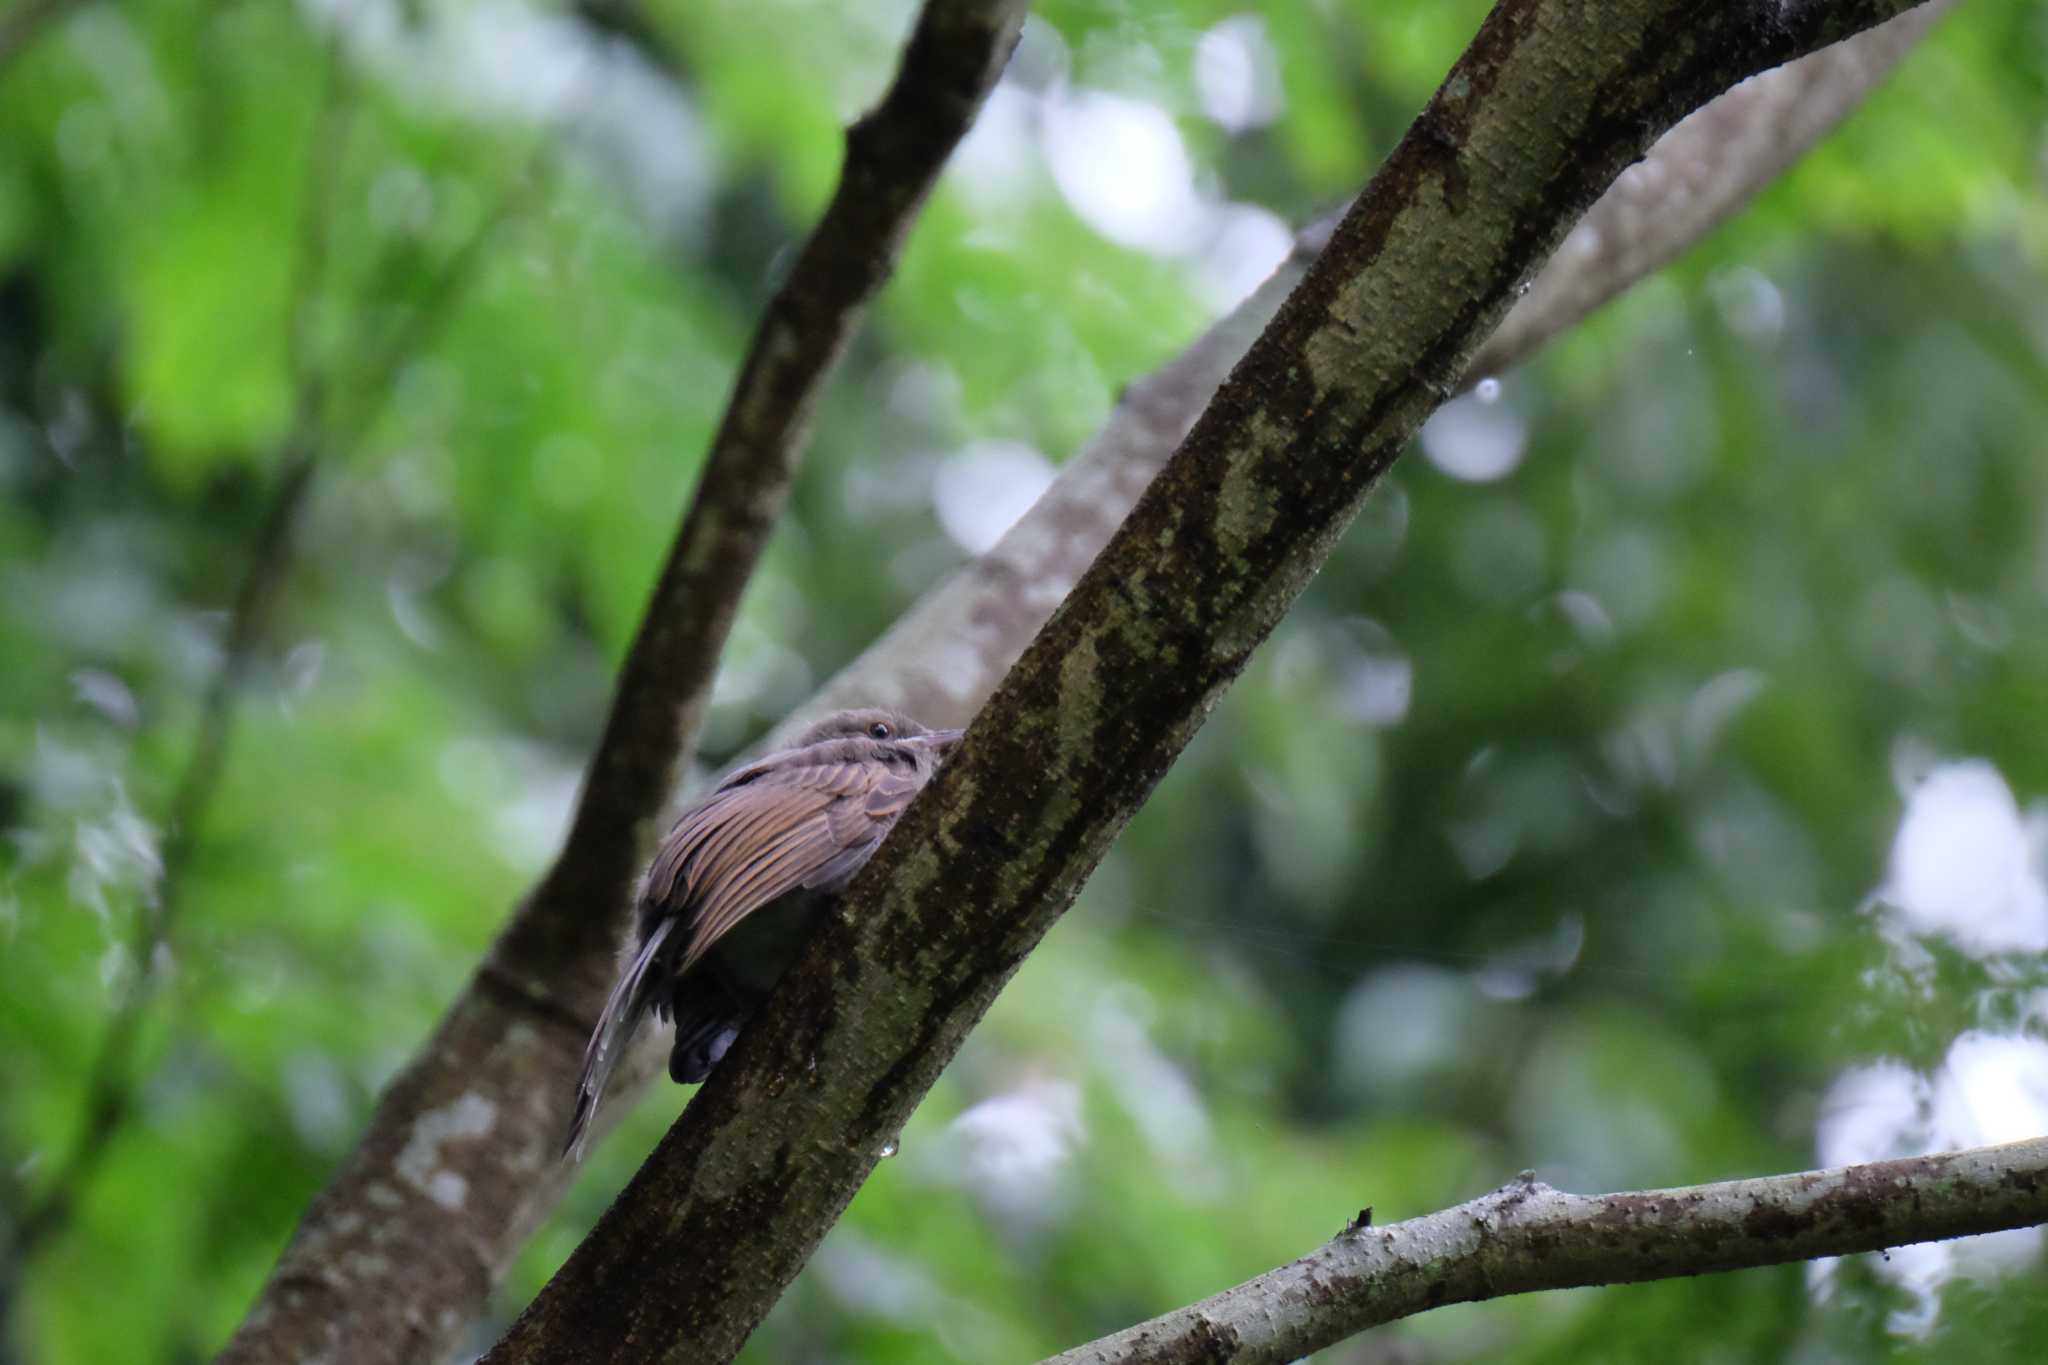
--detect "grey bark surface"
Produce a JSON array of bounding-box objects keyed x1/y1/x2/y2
[
  {"x1": 1045, "y1": 1138, "x2": 2048, "y2": 1364},
  {"x1": 483, "y1": 3, "x2": 1939, "y2": 1362}
]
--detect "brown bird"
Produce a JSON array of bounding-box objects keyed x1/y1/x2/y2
[{"x1": 564, "y1": 707, "x2": 962, "y2": 1157}]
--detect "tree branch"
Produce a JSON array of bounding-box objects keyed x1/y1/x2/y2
[
  {"x1": 799, "y1": 0, "x2": 1952, "y2": 738},
  {"x1": 1045, "y1": 1138, "x2": 2048, "y2": 1364},
  {"x1": 482, "y1": 2, "x2": 1938, "y2": 1361},
  {"x1": 1467, "y1": 0, "x2": 1955, "y2": 379},
  {"x1": 216, "y1": 4, "x2": 1026, "y2": 1362},
  {"x1": 217, "y1": 1, "x2": 1945, "y2": 1356},
  {"x1": 496, "y1": 0, "x2": 1029, "y2": 997}
]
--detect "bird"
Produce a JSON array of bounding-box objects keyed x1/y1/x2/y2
[{"x1": 563, "y1": 707, "x2": 963, "y2": 1158}]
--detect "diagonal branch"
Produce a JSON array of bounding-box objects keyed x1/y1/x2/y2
[
  {"x1": 799, "y1": 0, "x2": 1953, "y2": 738},
  {"x1": 1467, "y1": 0, "x2": 1956, "y2": 379},
  {"x1": 1045, "y1": 1138, "x2": 2048, "y2": 1365},
  {"x1": 217, "y1": 2, "x2": 1945, "y2": 1358},
  {"x1": 482, "y1": 2, "x2": 1939, "y2": 1361},
  {"x1": 215, "y1": 4, "x2": 1027, "y2": 1362}
]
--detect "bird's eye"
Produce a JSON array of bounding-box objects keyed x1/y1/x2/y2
[{"x1": 868, "y1": 721, "x2": 892, "y2": 739}]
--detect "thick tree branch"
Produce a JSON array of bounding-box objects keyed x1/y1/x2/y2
[
  {"x1": 483, "y1": 2, "x2": 1938, "y2": 1361},
  {"x1": 800, "y1": 0, "x2": 1950, "y2": 737},
  {"x1": 1468, "y1": 0, "x2": 1955, "y2": 378},
  {"x1": 546, "y1": 0, "x2": 1951, "y2": 1174},
  {"x1": 216, "y1": 3, "x2": 1026, "y2": 1362},
  {"x1": 1045, "y1": 1138, "x2": 2048, "y2": 1364},
  {"x1": 216, "y1": 2, "x2": 1942, "y2": 1357}
]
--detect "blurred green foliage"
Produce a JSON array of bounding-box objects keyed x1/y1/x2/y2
[{"x1": 3, "y1": 1, "x2": 2047, "y2": 1362}]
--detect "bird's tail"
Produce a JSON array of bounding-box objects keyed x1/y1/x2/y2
[{"x1": 563, "y1": 916, "x2": 675, "y2": 1161}]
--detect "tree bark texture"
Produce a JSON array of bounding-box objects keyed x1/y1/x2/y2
[
  {"x1": 214, "y1": 3, "x2": 1026, "y2": 1361},
  {"x1": 482, "y1": 3, "x2": 1938, "y2": 1362},
  {"x1": 799, "y1": 0, "x2": 1952, "y2": 739},
  {"x1": 1045, "y1": 1138, "x2": 2048, "y2": 1365},
  {"x1": 217, "y1": 1, "x2": 1949, "y2": 1358},
  {"x1": 1470, "y1": 0, "x2": 1954, "y2": 377}
]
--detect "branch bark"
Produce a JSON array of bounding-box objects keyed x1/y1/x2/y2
[
  {"x1": 483, "y1": 2, "x2": 1938, "y2": 1361},
  {"x1": 1045, "y1": 1138, "x2": 2048, "y2": 1364},
  {"x1": 798, "y1": 0, "x2": 1952, "y2": 738},
  {"x1": 218, "y1": 0, "x2": 1946, "y2": 1357},
  {"x1": 1469, "y1": 0, "x2": 1955, "y2": 377},
  {"x1": 216, "y1": 3, "x2": 1025, "y2": 1362}
]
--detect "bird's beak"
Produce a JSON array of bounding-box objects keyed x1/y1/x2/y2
[{"x1": 916, "y1": 727, "x2": 966, "y2": 757}]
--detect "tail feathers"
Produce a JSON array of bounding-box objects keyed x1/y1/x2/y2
[{"x1": 563, "y1": 917, "x2": 675, "y2": 1161}]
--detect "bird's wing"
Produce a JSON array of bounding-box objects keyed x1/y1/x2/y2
[
  {"x1": 804, "y1": 764, "x2": 925, "y2": 891},
  {"x1": 645, "y1": 757, "x2": 923, "y2": 971}
]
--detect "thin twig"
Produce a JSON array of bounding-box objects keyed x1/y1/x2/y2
[
  {"x1": 0, "y1": 1162, "x2": 27, "y2": 1365},
  {"x1": 1044, "y1": 1138, "x2": 2048, "y2": 1364},
  {"x1": 8, "y1": 446, "x2": 319, "y2": 1257}
]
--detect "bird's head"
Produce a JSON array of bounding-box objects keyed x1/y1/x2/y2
[{"x1": 792, "y1": 708, "x2": 964, "y2": 763}]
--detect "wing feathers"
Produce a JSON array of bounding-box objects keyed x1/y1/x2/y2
[
  {"x1": 649, "y1": 753, "x2": 924, "y2": 959},
  {"x1": 679, "y1": 807, "x2": 837, "y2": 968},
  {"x1": 568, "y1": 732, "x2": 949, "y2": 1161}
]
